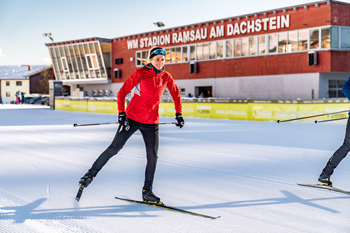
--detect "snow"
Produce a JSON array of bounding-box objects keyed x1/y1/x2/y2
[{"x1": 1, "y1": 104, "x2": 350, "y2": 233}]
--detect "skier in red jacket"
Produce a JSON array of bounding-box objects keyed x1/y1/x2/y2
[{"x1": 79, "y1": 46, "x2": 184, "y2": 203}]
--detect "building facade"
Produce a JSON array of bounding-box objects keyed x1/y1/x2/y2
[
  {"x1": 45, "y1": 0, "x2": 350, "y2": 100},
  {"x1": 0, "y1": 77, "x2": 29, "y2": 104}
]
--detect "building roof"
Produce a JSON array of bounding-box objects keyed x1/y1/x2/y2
[
  {"x1": 0, "y1": 76, "x2": 29, "y2": 80},
  {"x1": 24, "y1": 65, "x2": 52, "y2": 77},
  {"x1": 45, "y1": 37, "x2": 111, "y2": 47}
]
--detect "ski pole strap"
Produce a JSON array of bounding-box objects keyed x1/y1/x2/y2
[{"x1": 277, "y1": 110, "x2": 349, "y2": 123}]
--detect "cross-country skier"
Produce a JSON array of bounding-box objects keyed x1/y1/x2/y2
[
  {"x1": 78, "y1": 46, "x2": 184, "y2": 203},
  {"x1": 319, "y1": 77, "x2": 350, "y2": 186}
]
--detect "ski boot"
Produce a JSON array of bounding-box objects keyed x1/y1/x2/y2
[
  {"x1": 79, "y1": 171, "x2": 94, "y2": 189},
  {"x1": 142, "y1": 189, "x2": 161, "y2": 204},
  {"x1": 318, "y1": 173, "x2": 332, "y2": 186}
]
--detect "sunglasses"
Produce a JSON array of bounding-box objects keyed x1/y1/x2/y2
[{"x1": 151, "y1": 49, "x2": 166, "y2": 56}]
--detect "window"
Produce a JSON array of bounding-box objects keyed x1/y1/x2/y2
[
  {"x1": 176, "y1": 47, "x2": 181, "y2": 62},
  {"x1": 165, "y1": 48, "x2": 170, "y2": 63},
  {"x1": 196, "y1": 44, "x2": 203, "y2": 60},
  {"x1": 170, "y1": 48, "x2": 176, "y2": 63},
  {"x1": 258, "y1": 36, "x2": 265, "y2": 54},
  {"x1": 203, "y1": 43, "x2": 209, "y2": 60},
  {"x1": 6, "y1": 92, "x2": 10, "y2": 97},
  {"x1": 269, "y1": 34, "x2": 277, "y2": 53},
  {"x1": 310, "y1": 29, "x2": 320, "y2": 49},
  {"x1": 298, "y1": 30, "x2": 308, "y2": 51},
  {"x1": 190, "y1": 45, "x2": 196, "y2": 61},
  {"x1": 331, "y1": 27, "x2": 339, "y2": 48},
  {"x1": 136, "y1": 52, "x2": 141, "y2": 66},
  {"x1": 341, "y1": 28, "x2": 350, "y2": 48},
  {"x1": 329, "y1": 80, "x2": 346, "y2": 98},
  {"x1": 234, "y1": 39, "x2": 241, "y2": 57},
  {"x1": 86, "y1": 54, "x2": 99, "y2": 70},
  {"x1": 278, "y1": 32, "x2": 288, "y2": 53},
  {"x1": 61, "y1": 57, "x2": 69, "y2": 72},
  {"x1": 249, "y1": 37, "x2": 257, "y2": 56},
  {"x1": 182, "y1": 46, "x2": 188, "y2": 61},
  {"x1": 6, "y1": 81, "x2": 9, "y2": 86},
  {"x1": 241, "y1": 37, "x2": 248, "y2": 56},
  {"x1": 209, "y1": 42, "x2": 215, "y2": 59},
  {"x1": 321, "y1": 28, "x2": 331, "y2": 49},
  {"x1": 16, "y1": 81, "x2": 22, "y2": 86},
  {"x1": 217, "y1": 41, "x2": 223, "y2": 58},
  {"x1": 288, "y1": 31, "x2": 297, "y2": 52},
  {"x1": 226, "y1": 40, "x2": 233, "y2": 58},
  {"x1": 142, "y1": 51, "x2": 148, "y2": 65}
]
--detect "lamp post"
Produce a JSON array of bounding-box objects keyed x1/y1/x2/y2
[
  {"x1": 153, "y1": 22, "x2": 165, "y2": 30},
  {"x1": 43, "y1": 33, "x2": 54, "y2": 42}
]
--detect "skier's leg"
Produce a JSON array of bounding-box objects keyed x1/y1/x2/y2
[
  {"x1": 140, "y1": 123, "x2": 160, "y2": 202},
  {"x1": 80, "y1": 119, "x2": 140, "y2": 187},
  {"x1": 322, "y1": 114, "x2": 350, "y2": 177}
]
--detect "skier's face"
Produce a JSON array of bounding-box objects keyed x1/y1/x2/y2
[{"x1": 151, "y1": 55, "x2": 165, "y2": 70}]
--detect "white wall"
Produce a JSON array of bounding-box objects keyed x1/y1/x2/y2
[{"x1": 1, "y1": 79, "x2": 30, "y2": 104}]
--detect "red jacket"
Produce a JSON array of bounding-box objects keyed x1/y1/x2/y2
[{"x1": 117, "y1": 64, "x2": 182, "y2": 124}]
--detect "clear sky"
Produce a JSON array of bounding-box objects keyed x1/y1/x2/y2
[{"x1": 1, "y1": 0, "x2": 349, "y2": 66}]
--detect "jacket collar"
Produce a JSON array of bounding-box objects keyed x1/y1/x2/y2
[{"x1": 144, "y1": 63, "x2": 164, "y2": 74}]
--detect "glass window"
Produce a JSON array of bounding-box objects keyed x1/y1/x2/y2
[
  {"x1": 288, "y1": 31, "x2": 297, "y2": 52},
  {"x1": 341, "y1": 28, "x2": 350, "y2": 48},
  {"x1": 331, "y1": 27, "x2": 339, "y2": 48},
  {"x1": 165, "y1": 48, "x2": 170, "y2": 63},
  {"x1": 226, "y1": 40, "x2": 233, "y2": 58},
  {"x1": 141, "y1": 51, "x2": 147, "y2": 65},
  {"x1": 269, "y1": 34, "x2": 277, "y2": 53},
  {"x1": 170, "y1": 48, "x2": 176, "y2": 63},
  {"x1": 182, "y1": 46, "x2": 188, "y2": 61},
  {"x1": 86, "y1": 54, "x2": 99, "y2": 70},
  {"x1": 6, "y1": 81, "x2": 9, "y2": 86},
  {"x1": 241, "y1": 38, "x2": 248, "y2": 56},
  {"x1": 176, "y1": 47, "x2": 181, "y2": 62},
  {"x1": 217, "y1": 41, "x2": 223, "y2": 58},
  {"x1": 190, "y1": 45, "x2": 196, "y2": 61},
  {"x1": 203, "y1": 43, "x2": 209, "y2": 60},
  {"x1": 329, "y1": 80, "x2": 347, "y2": 98},
  {"x1": 197, "y1": 44, "x2": 203, "y2": 60},
  {"x1": 298, "y1": 30, "x2": 308, "y2": 51},
  {"x1": 16, "y1": 81, "x2": 22, "y2": 86},
  {"x1": 258, "y1": 36, "x2": 265, "y2": 54},
  {"x1": 249, "y1": 37, "x2": 257, "y2": 55},
  {"x1": 278, "y1": 32, "x2": 288, "y2": 53},
  {"x1": 234, "y1": 39, "x2": 241, "y2": 57},
  {"x1": 136, "y1": 52, "x2": 141, "y2": 66},
  {"x1": 321, "y1": 28, "x2": 330, "y2": 49},
  {"x1": 61, "y1": 57, "x2": 69, "y2": 72},
  {"x1": 209, "y1": 42, "x2": 216, "y2": 59},
  {"x1": 310, "y1": 29, "x2": 319, "y2": 49}
]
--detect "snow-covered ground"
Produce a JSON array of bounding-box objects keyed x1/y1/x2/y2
[{"x1": 0, "y1": 104, "x2": 350, "y2": 233}]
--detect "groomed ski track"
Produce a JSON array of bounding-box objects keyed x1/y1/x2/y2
[{"x1": 0, "y1": 105, "x2": 349, "y2": 232}]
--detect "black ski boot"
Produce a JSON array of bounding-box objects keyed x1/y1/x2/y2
[
  {"x1": 142, "y1": 189, "x2": 161, "y2": 204},
  {"x1": 79, "y1": 171, "x2": 94, "y2": 189},
  {"x1": 318, "y1": 173, "x2": 332, "y2": 186}
]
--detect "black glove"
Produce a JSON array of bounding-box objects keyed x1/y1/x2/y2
[
  {"x1": 175, "y1": 113, "x2": 184, "y2": 128},
  {"x1": 118, "y1": 112, "x2": 130, "y2": 131}
]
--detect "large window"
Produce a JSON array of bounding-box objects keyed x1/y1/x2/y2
[
  {"x1": 298, "y1": 30, "x2": 308, "y2": 51},
  {"x1": 329, "y1": 80, "x2": 346, "y2": 98},
  {"x1": 209, "y1": 42, "x2": 215, "y2": 59},
  {"x1": 269, "y1": 34, "x2": 277, "y2": 53},
  {"x1": 16, "y1": 81, "x2": 22, "y2": 86},
  {"x1": 226, "y1": 40, "x2": 233, "y2": 58},
  {"x1": 249, "y1": 37, "x2": 256, "y2": 55},
  {"x1": 234, "y1": 39, "x2": 241, "y2": 57},
  {"x1": 241, "y1": 37, "x2": 249, "y2": 56},
  {"x1": 341, "y1": 28, "x2": 350, "y2": 48},
  {"x1": 321, "y1": 28, "x2": 330, "y2": 49},
  {"x1": 258, "y1": 36, "x2": 265, "y2": 54},
  {"x1": 331, "y1": 27, "x2": 339, "y2": 48},
  {"x1": 217, "y1": 41, "x2": 223, "y2": 58},
  {"x1": 310, "y1": 29, "x2": 319, "y2": 49},
  {"x1": 288, "y1": 31, "x2": 297, "y2": 52},
  {"x1": 6, "y1": 81, "x2": 9, "y2": 86},
  {"x1": 278, "y1": 32, "x2": 288, "y2": 53}
]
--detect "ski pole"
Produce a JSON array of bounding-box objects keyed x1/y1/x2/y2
[
  {"x1": 277, "y1": 110, "x2": 349, "y2": 123},
  {"x1": 73, "y1": 122, "x2": 177, "y2": 127},
  {"x1": 315, "y1": 117, "x2": 348, "y2": 124}
]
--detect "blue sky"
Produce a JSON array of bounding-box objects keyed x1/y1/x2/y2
[{"x1": 1, "y1": 0, "x2": 349, "y2": 66}]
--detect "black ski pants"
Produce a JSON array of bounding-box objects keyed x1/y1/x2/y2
[
  {"x1": 89, "y1": 119, "x2": 159, "y2": 191},
  {"x1": 322, "y1": 113, "x2": 350, "y2": 176}
]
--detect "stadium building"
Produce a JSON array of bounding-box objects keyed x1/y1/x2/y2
[{"x1": 45, "y1": 0, "x2": 350, "y2": 100}]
